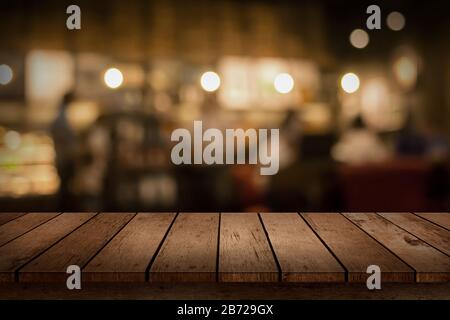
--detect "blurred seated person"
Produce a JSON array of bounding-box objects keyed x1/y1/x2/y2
[
  {"x1": 395, "y1": 112, "x2": 427, "y2": 156},
  {"x1": 332, "y1": 115, "x2": 391, "y2": 165},
  {"x1": 50, "y1": 91, "x2": 78, "y2": 210}
]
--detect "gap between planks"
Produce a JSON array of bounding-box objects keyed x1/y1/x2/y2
[{"x1": 0, "y1": 213, "x2": 448, "y2": 284}]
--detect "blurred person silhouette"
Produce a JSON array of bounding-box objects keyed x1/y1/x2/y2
[
  {"x1": 395, "y1": 112, "x2": 427, "y2": 156},
  {"x1": 266, "y1": 109, "x2": 307, "y2": 211},
  {"x1": 278, "y1": 108, "x2": 302, "y2": 168},
  {"x1": 50, "y1": 91, "x2": 78, "y2": 211},
  {"x1": 332, "y1": 115, "x2": 390, "y2": 165}
]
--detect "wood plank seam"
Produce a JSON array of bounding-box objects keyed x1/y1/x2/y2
[
  {"x1": 219, "y1": 213, "x2": 278, "y2": 282},
  {"x1": 341, "y1": 213, "x2": 418, "y2": 282},
  {"x1": 14, "y1": 213, "x2": 99, "y2": 282},
  {"x1": 18, "y1": 213, "x2": 135, "y2": 282},
  {"x1": 375, "y1": 212, "x2": 450, "y2": 259},
  {"x1": 298, "y1": 213, "x2": 349, "y2": 282},
  {"x1": 80, "y1": 213, "x2": 138, "y2": 270},
  {"x1": 411, "y1": 212, "x2": 450, "y2": 231},
  {"x1": 302, "y1": 213, "x2": 415, "y2": 283},
  {"x1": 144, "y1": 212, "x2": 179, "y2": 282},
  {"x1": 82, "y1": 213, "x2": 176, "y2": 282},
  {"x1": 3, "y1": 212, "x2": 447, "y2": 284},
  {"x1": 260, "y1": 213, "x2": 345, "y2": 282},
  {"x1": 215, "y1": 213, "x2": 222, "y2": 282},
  {"x1": 344, "y1": 213, "x2": 450, "y2": 282},
  {"x1": 257, "y1": 213, "x2": 282, "y2": 282},
  {"x1": 0, "y1": 213, "x2": 28, "y2": 227},
  {"x1": 149, "y1": 213, "x2": 218, "y2": 282},
  {"x1": 0, "y1": 213, "x2": 62, "y2": 249}
]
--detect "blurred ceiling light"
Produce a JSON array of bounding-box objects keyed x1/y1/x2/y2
[
  {"x1": 274, "y1": 73, "x2": 294, "y2": 94},
  {"x1": 393, "y1": 55, "x2": 417, "y2": 89},
  {"x1": 0, "y1": 64, "x2": 13, "y2": 85},
  {"x1": 349, "y1": 29, "x2": 369, "y2": 49},
  {"x1": 341, "y1": 73, "x2": 360, "y2": 93},
  {"x1": 387, "y1": 12, "x2": 405, "y2": 31},
  {"x1": 200, "y1": 71, "x2": 221, "y2": 92},
  {"x1": 26, "y1": 50, "x2": 74, "y2": 103},
  {"x1": 104, "y1": 67, "x2": 123, "y2": 89},
  {"x1": 4, "y1": 130, "x2": 21, "y2": 150}
]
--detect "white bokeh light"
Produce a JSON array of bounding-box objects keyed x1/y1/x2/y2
[
  {"x1": 274, "y1": 73, "x2": 294, "y2": 94},
  {"x1": 341, "y1": 73, "x2": 360, "y2": 93},
  {"x1": 104, "y1": 67, "x2": 124, "y2": 89},
  {"x1": 0, "y1": 64, "x2": 13, "y2": 85},
  {"x1": 349, "y1": 29, "x2": 369, "y2": 49},
  {"x1": 200, "y1": 71, "x2": 221, "y2": 92}
]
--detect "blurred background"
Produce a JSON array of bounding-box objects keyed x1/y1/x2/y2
[{"x1": 0, "y1": 0, "x2": 449, "y2": 212}]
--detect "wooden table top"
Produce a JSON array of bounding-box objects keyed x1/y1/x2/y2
[{"x1": 0, "y1": 212, "x2": 449, "y2": 284}]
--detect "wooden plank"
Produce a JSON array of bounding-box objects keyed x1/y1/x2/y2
[
  {"x1": 0, "y1": 213, "x2": 59, "y2": 247},
  {"x1": 379, "y1": 213, "x2": 450, "y2": 256},
  {"x1": 84, "y1": 213, "x2": 175, "y2": 282},
  {"x1": 0, "y1": 213, "x2": 27, "y2": 226},
  {"x1": 344, "y1": 213, "x2": 450, "y2": 283},
  {"x1": 301, "y1": 213, "x2": 414, "y2": 282},
  {"x1": 149, "y1": 213, "x2": 218, "y2": 282},
  {"x1": 0, "y1": 213, "x2": 95, "y2": 283},
  {"x1": 415, "y1": 213, "x2": 450, "y2": 231},
  {"x1": 261, "y1": 213, "x2": 345, "y2": 282},
  {"x1": 19, "y1": 213, "x2": 134, "y2": 283},
  {"x1": 219, "y1": 213, "x2": 278, "y2": 282}
]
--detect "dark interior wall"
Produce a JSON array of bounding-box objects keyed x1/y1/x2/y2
[
  {"x1": 421, "y1": 18, "x2": 450, "y2": 135},
  {"x1": 0, "y1": 0, "x2": 331, "y2": 64}
]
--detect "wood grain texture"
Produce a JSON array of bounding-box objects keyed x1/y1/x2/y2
[
  {"x1": 19, "y1": 213, "x2": 134, "y2": 283},
  {"x1": 415, "y1": 213, "x2": 450, "y2": 231},
  {"x1": 379, "y1": 213, "x2": 450, "y2": 256},
  {"x1": 345, "y1": 213, "x2": 450, "y2": 282},
  {"x1": 149, "y1": 213, "x2": 218, "y2": 282},
  {"x1": 0, "y1": 213, "x2": 27, "y2": 226},
  {"x1": 219, "y1": 213, "x2": 278, "y2": 282},
  {"x1": 302, "y1": 213, "x2": 414, "y2": 282},
  {"x1": 0, "y1": 213, "x2": 59, "y2": 247},
  {"x1": 0, "y1": 213, "x2": 95, "y2": 282},
  {"x1": 0, "y1": 212, "x2": 447, "y2": 284},
  {"x1": 84, "y1": 213, "x2": 175, "y2": 282},
  {"x1": 261, "y1": 213, "x2": 345, "y2": 282}
]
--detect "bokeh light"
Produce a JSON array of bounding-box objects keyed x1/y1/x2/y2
[
  {"x1": 4, "y1": 130, "x2": 21, "y2": 150},
  {"x1": 349, "y1": 29, "x2": 369, "y2": 49},
  {"x1": 341, "y1": 73, "x2": 360, "y2": 93},
  {"x1": 274, "y1": 73, "x2": 294, "y2": 94},
  {"x1": 361, "y1": 77, "x2": 404, "y2": 131},
  {"x1": 387, "y1": 12, "x2": 406, "y2": 31},
  {"x1": 200, "y1": 71, "x2": 221, "y2": 92},
  {"x1": 104, "y1": 67, "x2": 124, "y2": 89},
  {"x1": 393, "y1": 55, "x2": 417, "y2": 89},
  {"x1": 0, "y1": 64, "x2": 13, "y2": 85},
  {"x1": 361, "y1": 78, "x2": 389, "y2": 114}
]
